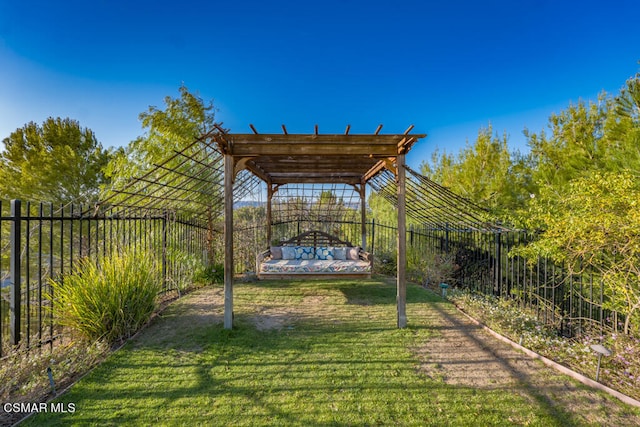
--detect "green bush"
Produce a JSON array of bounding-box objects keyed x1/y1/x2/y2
[
  {"x1": 407, "y1": 248, "x2": 457, "y2": 288},
  {"x1": 373, "y1": 251, "x2": 397, "y2": 276},
  {"x1": 196, "y1": 263, "x2": 224, "y2": 284},
  {"x1": 50, "y1": 250, "x2": 161, "y2": 344}
]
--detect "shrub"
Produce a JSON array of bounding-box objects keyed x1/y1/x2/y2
[
  {"x1": 50, "y1": 250, "x2": 161, "y2": 344},
  {"x1": 196, "y1": 263, "x2": 224, "y2": 284},
  {"x1": 407, "y1": 248, "x2": 457, "y2": 288},
  {"x1": 373, "y1": 251, "x2": 397, "y2": 276}
]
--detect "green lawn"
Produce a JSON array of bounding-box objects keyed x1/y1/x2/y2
[{"x1": 22, "y1": 278, "x2": 628, "y2": 426}]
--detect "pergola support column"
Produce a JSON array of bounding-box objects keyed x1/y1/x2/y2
[
  {"x1": 267, "y1": 184, "x2": 274, "y2": 245},
  {"x1": 397, "y1": 154, "x2": 407, "y2": 328},
  {"x1": 224, "y1": 154, "x2": 234, "y2": 329},
  {"x1": 359, "y1": 183, "x2": 367, "y2": 251}
]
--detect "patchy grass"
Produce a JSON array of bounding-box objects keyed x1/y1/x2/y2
[
  {"x1": 449, "y1": 290, "x2": 640, "y2": 402},
  {"x1": 18, "y1": 278, "x2": 640, "y2": 426},
  {"x1": 0, "y1": 339, "x2": 109, "y2": 426}
]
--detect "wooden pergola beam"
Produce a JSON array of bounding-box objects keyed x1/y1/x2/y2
[
  {"x1": 233, "y1": 144, "x2": 403, "y2": 157},
  {"x1": 359, "y1": 182, "x2": 367, "y2": 250},
  {"x1": 227, "y1": 133, "x2": 416, "y2": 144},
  {"x1": 269, "y1": 175, "x2": 364, "y2": 185}
]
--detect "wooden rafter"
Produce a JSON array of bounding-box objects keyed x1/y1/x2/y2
[{"x1": 214, "y1": 125, "x2": 425, "y2": 187}]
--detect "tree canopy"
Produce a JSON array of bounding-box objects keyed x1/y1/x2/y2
[
  {"x1": 423, "y1": 70, "x2": 640, "y2": 332},
  {"x1": 520, "y1": 170, "x2": 640, "y2": 333},
  {"x1": 104, "y1": 85, "x2": 222, "y2": 187},
  {"x1": 420, "y1": 124, "x2": 533, "y2": 222},
  {"x1": 102, "y1": 85, "x2": 225, "y2": 214},
  {"x1": 0, "y1": 117, "x2": 112, "y2": 204}
]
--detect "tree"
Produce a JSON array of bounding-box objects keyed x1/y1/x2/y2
[
  {"x1": 312, "y1": 190, "x2": 344, "y2": 222},
  {"x1": 518, "y1": 72, "x2": 640, "y2": 334},
  {"x1": 524, "y1": 96, "x2": 614, "y2": 198},
  {"x1": 421, "y1": 124, "x2": 533, "y2": 222},
  {"x1": 608, "y1": 72, "x2": 640, "y2": 172},
  {"x1": 103, "y1": 85, "x2": 224, "y2": 264},
  {"x1": 522, "y1": 72, "x2": 640, "y2": 229},
  {"x1": 521, "y1": 171, "x2": 640, "y2": 334},
  {"x1": 0, "y1": 117, "x2": 111, "y2": 203},
  {"x1": 104, "y1": 85, "x2": 222, "y2": 188},
  {"x1": 367, "y1": 188, "x2": 397, "y2": 226}
]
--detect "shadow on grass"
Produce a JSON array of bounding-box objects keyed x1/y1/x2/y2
[
  {"x1": 338, "y1": 278, "x2": 440, "y2": 306},
  {"x1": 424, "y1": 302, "x2": 583, "y2": 424},
  {"x1": 21, "y1": 279, "x2": 594, "y2": 426}
]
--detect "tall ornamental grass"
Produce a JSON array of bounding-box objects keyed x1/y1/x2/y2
[{"x1": 50, "y1": 250, "x2": 162, "y2": 344}]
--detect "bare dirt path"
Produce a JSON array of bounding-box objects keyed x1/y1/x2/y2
[{"x1": 414, "y1": 301, "x2": 640, "y2": 426}]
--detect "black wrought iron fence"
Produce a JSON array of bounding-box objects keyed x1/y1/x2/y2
[
  {"x1": 259, "y1": 219, "x2": 625, "y2": 337},
  {"x1": 3, "y1": 205, "x2": 629, "y2": 357},
  {"x1": 0, "y1": 199, "x2": 209, "y2": 357},
  {"x1": 411, "y1": 225, "x2": 622, "y2": 337}
]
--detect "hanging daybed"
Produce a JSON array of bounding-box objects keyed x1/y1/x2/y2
[{"x1": 257, "y1": 230, "x2": 372, "y2": 279}]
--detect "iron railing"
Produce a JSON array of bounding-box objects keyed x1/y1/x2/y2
[
  {"x1": 2, "y1": 207, "x2": 629, "y2": 357},
  {"x1": 248, "y1": 219, "x2": 624, "y2": 338},
  {"x1": 1, "y1": 200, "x2": 209, "y2": 357}
]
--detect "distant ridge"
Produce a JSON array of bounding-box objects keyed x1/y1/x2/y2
[{"x1": 235, "y1": 201, "x2": 265, "y2": 208}]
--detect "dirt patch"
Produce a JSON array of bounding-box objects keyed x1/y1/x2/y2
[
  {"x1": 415, "y1": 301, "x2": 640, "y2": 425},
  {"x1": 158, "y1": 287, "x2": 224, "y2": 327},
  {"x1": 415, "y1": 305, "x2": 531, "y2": 388},
  {"x1": 133, "y1": 287, "x2": 224, "y2": 349},
  {"x1": 303, "y1": 295, "x2": 328, "y2": 305},
  {"x1": 250, "y1": 306, "x2": 297, "y2": 331}
]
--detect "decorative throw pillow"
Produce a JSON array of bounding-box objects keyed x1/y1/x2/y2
[
  {"x1": 295, "y1": 246, "x2": 315, "y2": 260},
  {"x1": 346, "y1": 246, "x2": 360, "y2": 260},
  {"x1": 333, "y1": 247, "x2": 347, "y2": 260},
  {"x1": 270, "y1": 246, "x2": 283, "y2": 260},
  {"x1": 282, "y1": 246, "x2": 296, "y2": 260},
  {"x1": 315, "y1": 246, "x2": 335, "y2": 260}
]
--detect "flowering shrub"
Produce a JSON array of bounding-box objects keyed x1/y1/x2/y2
[{"x1": 449, "y1": 289, "x2": 640, "y2": 401}]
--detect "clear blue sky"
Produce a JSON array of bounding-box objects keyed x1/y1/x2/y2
[{"x1": 1, "y1": 0, "x2": 639, "y2": 170}]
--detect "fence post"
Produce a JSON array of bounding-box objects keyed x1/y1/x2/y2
[
  {"x1": 370, "y1": 219, "x2": 376, "y2": 255},
  {"x1": 10, "y1": 199, "x2": 22, "y2": 347},
  {"x1": 445, "y1": 222, "x2": 450, "y2": 253},
  {"x1": 494, "y1": 230, "x2": 502, "y2": 296},
  {"x1": 162, "y1": 210, "x2": 168, "y2": 287}
]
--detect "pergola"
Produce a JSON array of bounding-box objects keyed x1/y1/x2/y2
[{"x1": 213, "y1": 125, "x2": 426, "y2": 329}]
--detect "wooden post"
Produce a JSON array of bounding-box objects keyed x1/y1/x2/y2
[
  {"x1": 266, "y1": 184, "x2": 273, "y2": 245},
  {"x1": 224, "y1": 154, "x2": 234, "y2": 329},
  {"x1": 397, "y1": 155, "x2": 407, "y2": 328},
  {"x1": 360, "y1": 183, "x2": 367, "y2": 251}
]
